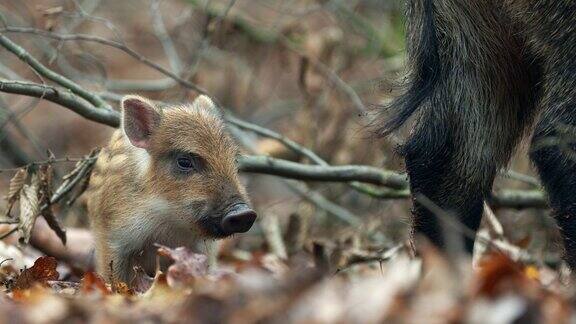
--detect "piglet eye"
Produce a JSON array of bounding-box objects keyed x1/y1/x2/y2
[
  {"x1": 177, "y1": 157, "x2": 193, "y2": 169},
  {"x1": 175, "y1": 153, "x2": 202, "y2": 172}
]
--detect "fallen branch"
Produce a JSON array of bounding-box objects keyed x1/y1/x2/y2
[
  {"x1": 238, "y1": 155, "x2": 407, "y2": 189},
  {"x1": 282, "y1": 179, "x2": 361, "y2": 225}
]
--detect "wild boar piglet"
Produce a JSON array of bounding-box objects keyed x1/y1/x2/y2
[{"x1": 86, "y1": 95, "x2": 256, "y2": 283}]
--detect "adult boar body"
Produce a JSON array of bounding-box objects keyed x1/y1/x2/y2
[{"x1": 378, "y1": 0, "x2": 576, "y2": 266}]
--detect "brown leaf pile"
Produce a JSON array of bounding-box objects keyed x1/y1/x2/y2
[{"x1": 0, "y1": 245, "x2": 573, "y2": 323}]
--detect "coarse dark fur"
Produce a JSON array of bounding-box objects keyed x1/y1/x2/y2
[{"x1": 378, "y1": 0, "x2": 576, "y2": 267}]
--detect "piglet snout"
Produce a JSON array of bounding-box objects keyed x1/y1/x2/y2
[{"x1": 221, "y1": 203, "x2": 256, "y2": 234}]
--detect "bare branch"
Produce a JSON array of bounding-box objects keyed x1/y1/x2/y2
[
  {"x1": 0, "y1": 79, "x2": 119, "y2": 127},
  {"x1": 238, "y1": 155, "x2": 407, "y2": 189},
  {"x1": 487, "y1": 189, "x2": 547, "y2": 209},
  {"x1": 226, "y1": 114, "x2": 401, "y2": 198}
]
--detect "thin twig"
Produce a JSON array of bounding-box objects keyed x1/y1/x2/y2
[
  {"x1": 282, "y1": 179, "x2": 360, "y2": 225},
  {"x1": 0, "y1": 155, "x2": 96, "y2": 173},
  {"x1": 225, "y1": 114, "x2": 326, "y2": 165},
  {"x1": 46, "y1": 149, "x2": 99, "y2": 207},
  {"x1": 0, "y1": 227, "x2": 17, "y2": 240},
  {"x1": 279, "y1": 34, "x2": 367, "y2": 113},
  {"x1": 339, "y1": 243, "x2": 405, "y2": 269},
  {"x1": 261, "y1": 213, "x2": 288, "y2": 259},
  {"x1": 105, "y1": 78, "x2": 176, "y2": 92},
  {"x1": 0, "y1": 27, "x2": 209, "y2": 96},
  {"x1": 0, "y1": 34, "x2": 111, "y2": 110},
  {"x1": 0, "y1": 217, "x2": 19, "y2": 225},
  {"x1": 150, "y1": 0, "x2": 183, "y2": 75},
  {"x1": 416, "y1": 194, "x2": 533, "y2": 263},
  {"x1": 501, "y1": 169, "x2": 541, "y2": 188},
  {"x1": 483, "y1": 203, "x2": 504, "y2": 237}
]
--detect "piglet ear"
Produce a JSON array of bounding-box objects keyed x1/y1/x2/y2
[
  {"x1": 191, "y1": 95, "x2": 222, "y2": 119},
  {"x1": 121, "y1": 95, "x2": 161, "y2": 149}
]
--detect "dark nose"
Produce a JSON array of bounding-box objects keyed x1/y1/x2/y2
[{"x1": 221, "y1": 203, "x2": 257, "y2": 234}]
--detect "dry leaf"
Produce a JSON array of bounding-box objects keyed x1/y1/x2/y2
[
  {"x1": 473, "y1": 252, "x2": 535, "y2": 298},
  {"x1": 112, "y1": 281, "x2": 133, "y2": 296},
  {"x1": 142, "y1": 272, "x2": 169, "y2": 298},
  {"x1": 5, "y1": 168, "x2": 28, "y2": 216},
  {"x1": 18, "y1": 174, "x2": 40, "y2": 245},
  {"x1": 46, "y1": 281, "x2": 80, "y2": 295},
  {"x1": 524, "y1": 266, "x2": 540, "y2": 281},
  {"x1": 156, "y1": 245, "x2": 209, "y2": 288},
  {"x1": 61, "y1": 160, "x2": 84, "y2": 181},
  {"x1": 38, "y1": 164, "x2": 53, "y2": 200},
  {"x1": 37, "y1": 165, "x2": 66, "y2": 245},
  {"x1": 80, "y1": 272, "x2": 109, "y2": 295},
  {"x1": 13, "y1": 256, "x2": 59, "y2": 291},
  {"x1": 40, "y1": 208, "x2": 66, "y2": 245},
  {"x1": 131, "y1": 266, "x2": 154, "y2": 293}
]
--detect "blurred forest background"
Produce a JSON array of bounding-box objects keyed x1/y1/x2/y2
[{"x1": 0, "y1": 0, "x2": 571, "y2": 323}]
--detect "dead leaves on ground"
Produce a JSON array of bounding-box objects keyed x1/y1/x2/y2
[
  {"x1": 156, "y1": 244, "x2": 211, "y2": 288},
  {"x1": 12, "y1": 256, "x2": 59, "y2": 302},
  {"x1": 79, "y1": 272, "x2": 109, "y2": 296},
  {"x1": 0, "y1": 245, "x2": 573, "y2": 323}
]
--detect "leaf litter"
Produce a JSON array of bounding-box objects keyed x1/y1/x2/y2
[{"x1": 0, "y1": 240, "x2": 572, "y2": 323}]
